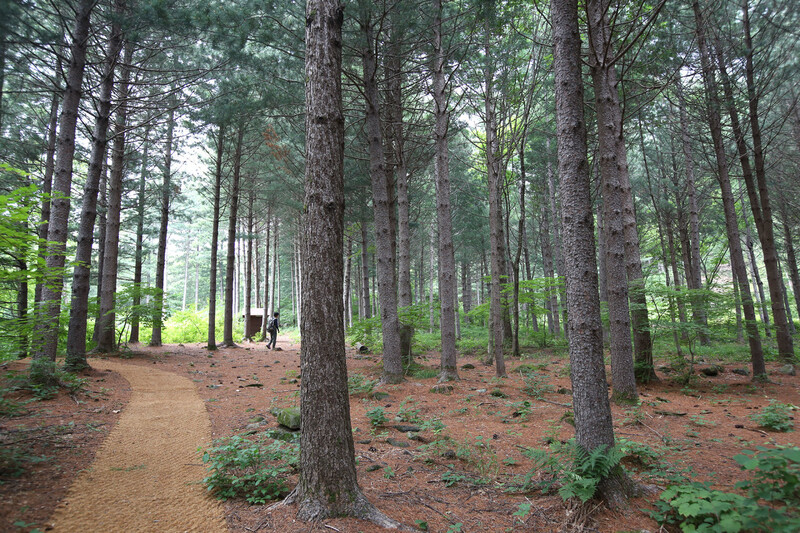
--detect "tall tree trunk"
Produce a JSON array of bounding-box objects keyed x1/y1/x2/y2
[
  {"x1": 389, "y1": 23, "x2": 414, "y2": 364},
  {"x1": 260, "y1": 211, "x2": 272, "y2": 340},
  {"x1": 361, "y1": 22, "x2": 403, "y2": 383},
  {"x1": 223, "y1": 124, "x2": 244, "y2": 347},
  {"x1": 207, "y1": 123, "x2": 225, "y2": 350},
  {"x1": 512, "y1": 144, "x2": 528, "y2": 357},
  {"x1": 359, "y1": 220, "x2": 371, "y2": 319},
  {"x1": 244, "y1": 190, "x2": 254, "y2": 339},
  {"x1": 484, "y1": 44, "x2": 506, "y2": 376},
  {"x1": 65, "y1": 5, "x2": 124, "y2": 369},
  {"x1": 587, "y1": 0, "x2": 637, "y2": 400},
  {"x1": 129, "y1": 126, "x2": 150, "y2": 344},
  {"x1": 744, "y1": 211, "x2": 770, "y2": 336},
  {"x1": 587, "y1": 0, "x2": 655, "y2": 392},
  {"x1": 678, "y1": 85, "x2": 710, "y2": 345},
  {"x1": 461, "y1": 262, "x2": 472, "y2": 321},
  {"x1": 31, "y1": 0, "x2": 94, "y2": 382},
  {"x1": 343, "y1": 229, "x2": 352, "y2": 332},
  {"x1": 97, "y1": 41, "x2": 135, "y2": 354},
  {"x1": 596, "y1": 201, "x2": 609, "y2": 346},
  {"x1": 149, "y1": 105, "x2": 175, "y2": 347},
  {"x1": 431, "y1": 0, "x2": 459, "y2": 382},
  {"x1": 551, "y1": 0, "x2": 621, "y2": 502},
  {"x1": 731, "y1": 253, "x2": 744, "y2": 343},
  {"x1": 693, "y1": 0, "x2": 765, "y2": 377},
  {"x1": 428, "y1": 227, "x2": 436, "y2": 333},
  {"x1": 35, "y1": 88, "x2": 61, "y2": 306},
  {"x1": 291, "y1": 1, "x2": 399, "y2": 525},
  {"x1": 741, "y1": 0, "x2": 794, "y2": 362},
  {"x1": 546, "y1": 138, "x2": 565, "y2": 337},
  {"x1": 781, "y1": 215, "x2": 800, "y2": 319},
  {"x1": 92, "y1": 162, "x2": 108, "y2": 345}
]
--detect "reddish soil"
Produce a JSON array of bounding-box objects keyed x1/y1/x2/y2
[{"x1": 1, "y1": 336, "x2": 798, "y2": 533}]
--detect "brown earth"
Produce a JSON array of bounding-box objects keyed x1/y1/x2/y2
[{"x1": 1, "y1": 335, "x2": 799, "y2": 533}]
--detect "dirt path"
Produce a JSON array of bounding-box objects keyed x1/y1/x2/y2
[{"x1": 49, "y1": 358, "x2": 226, "y2": 532}]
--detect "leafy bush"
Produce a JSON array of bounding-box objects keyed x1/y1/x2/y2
[
  {"x1": 652, "y1": 446, "x2": 800, "y2": 533},
  {"x1": 520, "y1": 440, "x2": 624, "y2": 502},
  {"x1": 750, "y1": 401, "x2": 794, "y2": 432},
  {"x1": 201, "y1": 434, "x2": 298, "y2": 504},
  {"x1": 735, "y1": 446, "x2": 800, "y2": 505}
]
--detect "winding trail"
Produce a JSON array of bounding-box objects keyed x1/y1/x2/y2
[{"x1": 50, "y1": 358, "x2": 226, "y2": 532}]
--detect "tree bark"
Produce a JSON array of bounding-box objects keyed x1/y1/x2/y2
[
  {"x1": 387, "y1": 18, "x2": 414, "y2": 364},
  {"x1": 360, "y1": 219, "x2": 371, "y2": 319},
  {"x1": 692, "y1": 0, "x2": 765, "y2": 377},
  {"x1": 781, "y1": 215, "x2": 800, "y2": 319},
  {"x1": 244, "y1": 189, "x2": 254, "y2": 339},
  {"x1": 361, "y1": 19, "x2": 403, "y2": 383},
  {"x1": 31, "y1": 0, "x2": 94, "y2": 382},
  {"x1": 207, "y1": 122, "x2": 225, "y2": 350},
  {"x1": 431, "y1": 0, "x2": 459, "y2": 382},
  {"x1": 290, "y1": 1, "x2": 401, "y2": 526},
  {"x1": 260, "y1": 210, "x2": 272, "y2": 340},
  {"x1": 65, "y1": 4, "x2": 124, "y2": 369},
  {"x1": 129, "y1": 126, "x2": 150, "y2": 344},
  {"x1": 35, "y1": 88, "x2": 61, "y2": 306},
  {"x1": 149, "y1": 105, "x2": 175, "y2": 347},
  {"x1": 551, "y1": 0, "x2": 617, "y2": 475},
  {"x1": 222, "y1": 124, "x2": 244, "y2": 347},
  {"x1": 97, "y1": 41, "x2": 134, "y2": 354},
  {"x1": 484, "y1": 34, "x2": 506, "y2": 377},
  {"x1": 741, "y1": 0, "x2": 794, "y2": 362},
  {"x1": 587, "y1": 0, "x2": 637, "y2": 400},
  {"x1": 677, "y1": 84, "x2": 710, "y2": 345}
]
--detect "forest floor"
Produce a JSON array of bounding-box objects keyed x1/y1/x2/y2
[{"x1": 1, "y1": 335, "x2": 799, "y2": 533}]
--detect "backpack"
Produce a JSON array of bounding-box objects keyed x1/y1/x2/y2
[{"x1": 267, "y1": 317, "x2": 277, "y2": 333}]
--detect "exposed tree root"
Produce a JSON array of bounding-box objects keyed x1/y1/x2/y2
[{"x1": 272, "y1": 487, "x2": 416, "y2": 531}]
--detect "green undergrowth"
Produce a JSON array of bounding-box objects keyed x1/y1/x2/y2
[
  {"x1": 200, "y1": 433, "x2": 299, "y2": 504},
  {"x1": 652, "y1": 445, "x2": 800, "y2": 532}
]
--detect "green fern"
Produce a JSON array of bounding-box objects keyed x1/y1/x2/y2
[{"x1": 521, "y1": 440, "x2": 623, "y2": 502}]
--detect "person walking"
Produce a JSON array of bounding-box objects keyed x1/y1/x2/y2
[{"x1": 266, "y1": 312, "x2": 280, "y2": 349}]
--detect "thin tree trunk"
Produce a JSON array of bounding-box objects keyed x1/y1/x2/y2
[
  {"x1": 461, "y1": 262, "x2": 472, "y2": 321},
  {"x1": 431, "y1": 0, "x2": 459, "y2": 381},
  {"x1": 244, "y1": 190, "x2": 254, "y2": 339},
  {"x1": 31, "y1": 0, "x2": 94, "y2": 382},
  {"x1": 484, "y1": 45, "x2": 506, "y2": 376},
  {"x1": 782, "y1": 215, "x2": 800, "y2": 319},
  {"x1": 261, "y1": 211, "x2": 272, "y2": 340},
  {"x1": 223, "y1": 125, "x2": 244, "y2": 346},
  {"x1": 744, "y1": 211, "x2": 770, "y2": 337},
  {"x1": 361, "y1": 21, "x2": 403, "y2": 383},
  {"x1": 359, "y1": 220, "x2": 371, "y2": 319},
  {"x1": 129, "y1": 126, "x2": 150, "y2": 344},
  {"x1": 95, "y1": 40, "x2": 133, "y2": 353},
  {"x1": 343, "y1": 230, "x2": 352, "y2": 332},
  {"x1": 35, "y1": 89, "x2": 61, "y2": 306},
  {"x1": 678, "y1": 85, "x2": 710, "y2": 345},
  {"x1": 149, "y1": 105, "x2": 175, "y2": 347},
  {"x1": 207, "y1": 122, "x2": 225, "y2": 350},
  {"x1": 428, "y1": 226, "x2": 436, "y2": 333},
  {"x1": 92, "y1": 162, "x2": 108, "y2": 345}
]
